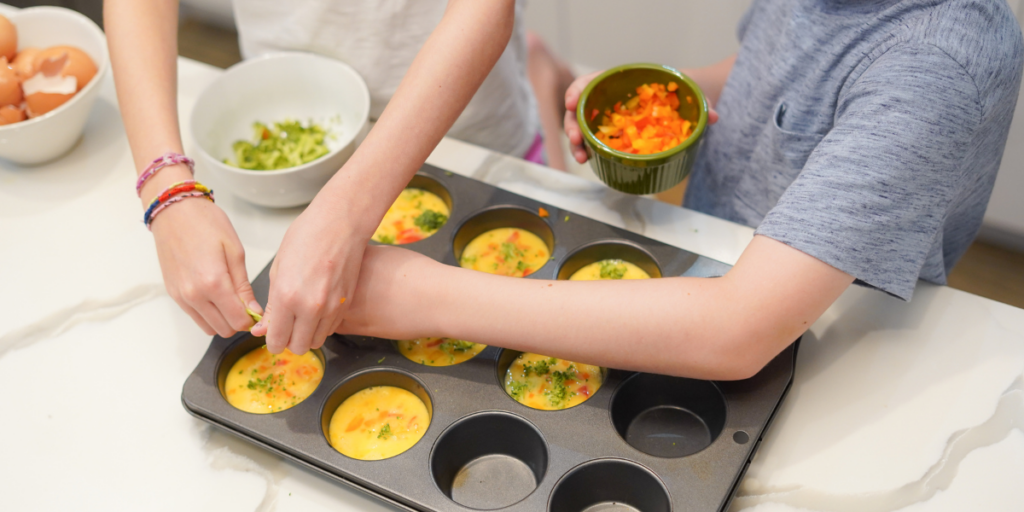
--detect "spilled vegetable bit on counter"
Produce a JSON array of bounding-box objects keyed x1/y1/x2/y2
[
  {"x1": 594, "y1": 82, "x2": 693, "y2": 155},
  {"x1": 226, "y1": 119, "x2": 333, "y2": 170}
]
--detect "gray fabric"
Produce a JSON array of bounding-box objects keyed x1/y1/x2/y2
[{"x1": 684, "y1": 0, "x2": 1024, "y2": 300}]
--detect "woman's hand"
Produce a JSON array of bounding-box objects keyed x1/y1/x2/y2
[
  {"x1": 250, "y1": 199, "x2": 367, "y2": 355},
  {"x1": 151, "y1": 199, "x2": 261, "y2": 337},
  {"x1": 563, "y1": 70, "x2": 722, "y2": 164}
]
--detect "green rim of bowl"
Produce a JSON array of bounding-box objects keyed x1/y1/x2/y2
[{"x1": 576, "y1": 63, "x2": 709, "y2": 164}]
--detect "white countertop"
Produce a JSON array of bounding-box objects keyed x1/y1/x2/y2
[{"x1": 1, "y1": 56, "x2": 1023, "y2": 512}]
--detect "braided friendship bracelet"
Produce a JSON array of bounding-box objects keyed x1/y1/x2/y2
[
  {"x1": 135, "y1": 152, "x2": 196, "y2": 197},
  {"x1": 143, "y1": 180, "x2": 215, "y2": 228},
  {"x1": 145, "y1": 191, "x2": 215, "y2": 230}
]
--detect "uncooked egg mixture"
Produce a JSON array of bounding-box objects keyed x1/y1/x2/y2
[
  {"x1": 569, "y1": 259, "x2": 651, "y2": 280},
  {"x1": 460, "y1": 227, "x2": 548, "y2": 277},
  {"x1": 372, "y1": 188, "x2": 450, "y2": 245},
  {"x1": 504, "y1": 353, "x2": 603, "y2": 410},
  {"x1": 224, "y1": 346, "x2": 324, "y2": 414},
  {"x1": 397, "y1": 337, "x2": 487, "y2": 366},
  {"x1": 328, "y1": 386, "x2": 430, "y2": 460}
]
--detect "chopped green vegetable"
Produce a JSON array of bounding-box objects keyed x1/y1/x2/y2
[
  {"x1": 523, "y1": 357, "x2": 557, "y2": 377},
  {"x1": 246, "y1": 372, "x2": 284, "y2": 393},
  {"x1": 378, "y1": 423, "x2": 392, "y2": 440},
  {"x1": 441, "y1": 339, "x2": 476, "y2": 354},
  {"x1": 245, "y1": 307, "x2": 262, "y2": 323},
  {"x1": 508, "y1": 380, "x2": 529, "y2": 401},
  {"x1": 225, "y1": 120, "x2": 332, "y2": 170},
  {"x1": 599, "y1": 260, "x2": 628, "y2": 280},
  {"x1": 546, "y1": 365, "x2": 579, "y2": 407},
  {"x1": 377, "y1": 234, "x2": 395, "y2": 245},
  {"x1": 413, "y1": 210, "x2": 448, "y2": 232},
  {"x1": 500, "y1": 242, "x2": 525, "y2": 262}
]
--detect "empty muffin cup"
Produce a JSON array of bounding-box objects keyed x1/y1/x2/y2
[
  {"x1": 372, "y1": 174, "x2": 454, "y2": 245},
  {"x1": 218, "y1": 335, "x2": 325, "y2": 414},
  {"x1": 548, "y1": 459, "x2": 671, "y2": 512},
  {"x1": 321, "y1": 369, "x2": 432, "y2": 461},
  {"x1": 557, "y1": 241, "x2": 662, "y2": 281},
  {"x1": 611, "y1": 373, "x2": 726, "y2": 458},
  {"x1": 453, "y1": 206, "x2": 555, "y2": 277},
  {"x1": 430, "y1": 412, "x2": 548, "y2": 510}
]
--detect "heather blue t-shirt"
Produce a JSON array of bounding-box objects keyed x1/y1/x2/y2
[{"x1": 684, "y1": 0, "x2": 1024, "y2": 300}]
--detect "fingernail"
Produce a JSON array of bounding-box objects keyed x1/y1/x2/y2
[
  {"x1": 248, "y1": 301, "x2": 263, "y2": 314},
  {"x1": 251, "y1": 321, "x2": 263, "y2": 331}
]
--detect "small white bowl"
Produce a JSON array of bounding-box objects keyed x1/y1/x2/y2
[
  {"x1": 190, "y1": 52, "x2": 371, "y2": 208},
  {"x1": 0, "y1": 7, "x2": 108, "y2": 165}
]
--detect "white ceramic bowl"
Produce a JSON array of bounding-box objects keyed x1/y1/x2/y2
[
  {"x1": 0, "y1": 7, "x2": 108, "y2": 165},
  {"x1": 190, "y1": 52, "x2": 370, "y2": 208}
]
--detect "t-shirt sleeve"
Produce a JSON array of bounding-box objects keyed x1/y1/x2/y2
[
  {"x1": 736, "y1": 1, "x2": 758, "y2": 42},
  {"x1": 754, "y1": 43, "x2": 982, "y2": 300}
]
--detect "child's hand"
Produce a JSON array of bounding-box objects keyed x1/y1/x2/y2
[
  {"x1": 151, "y1": 199, "x2": 261, "y2": 337},
  {"x1": 252, "y1": 201, "x2": 365, "y2": 355},
  {"x1": 563, "y1": 70, "x2": 720, "y2": 164},
  {"x1": 252, "y1": 245, "x2": 452, "y2": 344},
  {"x1": 563, "y1": 71, "x2": 603, "y2": 164}
]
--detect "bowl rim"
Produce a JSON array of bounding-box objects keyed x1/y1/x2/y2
[
  {"x1": 190, "y1": 51, "x2": 371, "y2": 177},
  {"x1": 576, "y1": 63, "x2": 708, "y2": 162},
  {"x1": 0, "y1": 5, "x2": 109, "y2": 132}
]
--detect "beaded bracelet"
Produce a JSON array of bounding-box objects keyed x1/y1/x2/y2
[
  {"x1": 135, "y1": 152, "x2": 195, "y2": 197},
  {"x1": 143, "y1": 180, "x2": 214, "y2": 229}
]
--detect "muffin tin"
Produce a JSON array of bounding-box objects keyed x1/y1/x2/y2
[{"x1": 182, "y1": 163, "x2": 797, "y2": 512}]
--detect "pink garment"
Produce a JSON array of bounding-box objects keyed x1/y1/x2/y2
[{"x1": 522, "y1": 132, "x2": 546, "y2": 165}]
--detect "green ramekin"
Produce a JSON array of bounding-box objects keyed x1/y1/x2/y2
[{"x1": 577, "y1": 63, "x2": 708, "y2": 195}]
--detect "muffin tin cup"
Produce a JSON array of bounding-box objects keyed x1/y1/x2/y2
[
  {"x1": 431, "y1": 412, "x2": 548, "y2": 510},
  {"x1": 182, "y1": 164, "x2": 798, "y2": 512},
  {"x1": 496, "y1": 349, "x2": 610, "y2": 412},
  {"x1": 548, "y1": 459, "x2": 671, "y2": 512},
  {"x1": 319, "y1": 368, "x2": 434, "y2": 460}
]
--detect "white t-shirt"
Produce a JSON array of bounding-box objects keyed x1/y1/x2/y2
[{"x1": 233, "y1": 0, "x2": 539, "y2": 157}]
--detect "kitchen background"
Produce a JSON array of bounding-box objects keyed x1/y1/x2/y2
[{"x1": 7, "y1": 0, "x2": 1022, "y2": 308}]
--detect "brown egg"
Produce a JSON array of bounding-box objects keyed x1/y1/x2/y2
[
  {"x1": 0, "y1": 104, "x2": 24, "y2": 125},
  {"x1": 12, "y1": 47, "x2": 40, "y2": 80},
  {"x1": 26, "y1": 91, "x2": 73, "y2": 118},
  {"x1": 0, "y1": 15, "x2": 16, "y2": 61},
  {"x1": 33, "y1": 46, "x2": 96, "y2": 91},
  {"x1": 0, "y1": 57, "x2": 22, "y2": 107}
]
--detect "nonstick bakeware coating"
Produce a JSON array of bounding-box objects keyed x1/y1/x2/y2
[{"x1": 182, "y1": 163, "x2": 797, "y2": 512}]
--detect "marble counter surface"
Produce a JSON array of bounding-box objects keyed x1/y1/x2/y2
[{"x1": 1, "y1": 54, "x2": 1022, "y2": 512}]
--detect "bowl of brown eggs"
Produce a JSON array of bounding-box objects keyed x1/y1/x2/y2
[{"x1": 0, "y1": 6, "x2": 106, "y2": 164}]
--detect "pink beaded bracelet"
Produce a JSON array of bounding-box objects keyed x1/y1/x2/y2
[{"x1": 135, "y1": 152, "x2": 195, "y2": 197}]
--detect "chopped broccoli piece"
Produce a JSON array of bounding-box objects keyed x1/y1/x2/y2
[
  {"x1": 523, "y1": 357, "x2": 557, "y2": 377},
  {"x1": 599, "y1": 260, "x2": 628, "y2": 279},
  {"x1": 508, "y1": 380, "x2": 529, "y2": 401},
  {"x1": 413, "y1": 210, "x2": 448, "y2": 232}
]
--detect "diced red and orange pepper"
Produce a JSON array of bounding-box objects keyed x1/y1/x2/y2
[{"x1": 593, "y1": 82, "x2": 694, "y2": 155}]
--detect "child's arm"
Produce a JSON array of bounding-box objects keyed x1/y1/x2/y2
[
  {"x1": 255, "y1": 0, "x2": 519, "y2": 355},
  {"x1": 105, "y1": 0, "x2": 260, "y2": 337},
  {"x1": 564, "y1": 54, "x2": 736, "y2": 164},
  {"x1": 339, "y1": 235, "x2": 853, "y2": 380}
]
